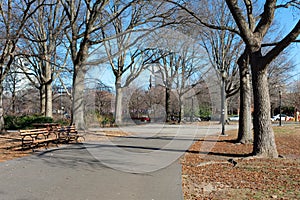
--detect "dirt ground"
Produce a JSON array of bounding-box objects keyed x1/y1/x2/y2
[
  {"x1": 0, "y1": 130, "x2": 130, "y2": 162},
  {"x1": 1, "y1": 125, "x2": 299, "y2": 199},
  {"x1": 182, "y1": 125, "x2": 300, "y2": 200}
]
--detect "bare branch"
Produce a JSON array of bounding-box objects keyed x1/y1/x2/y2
[
  {"x1": 165, "y1": 0, "x2": 241, "y2": 35},
  {"x1": 264, "y1": 20, "x2": 300, "y2": 66}
]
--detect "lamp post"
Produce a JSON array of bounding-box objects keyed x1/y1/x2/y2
[
  {"x1": 148, "y1": 75, "x2": 152, "y2": 117},
  {"x1": 279, "y1": 90, "x2": 282, "y2": 126},
  {"x1": 220, "y1": 70, "x2": 227, "y2": 135}
]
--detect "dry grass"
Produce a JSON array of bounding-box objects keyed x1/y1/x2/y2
[{"x1": 0, "y1": 130, "x2": 131, "y2": 162}]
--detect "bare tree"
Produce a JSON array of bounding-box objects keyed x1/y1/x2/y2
[
  {"x1": 145, "y1": 28, "x2": 208, "y2": 123},
  {"x1": 61, "y1": 0, "x2": 113, "y2": 129},
  {"x1": 166, "y1": 0, "x2": 249, "y2": 139},
  {"x1": 102, "y1": 34, "x2": 154, "y2": 124},
  {"x1": 289, "y1": 78, "x2": 300, "y2": 112},
  {"x1": 268, "y1": 53, "x2": 295, "y2": 116},
  {"x1": 94, "y1": 1, "x2": 179, "y2": 124},
  {"x1": 167, "y1": 0, "x2": 299, "y2": 157},
  {"x1": 19, "y1": 0, "x2": 67, "y2": 118},
  {"x1": 173, "y1": 42, "x2": 208, "y2": 123},
  {"x1": 61, "y1": 0, "x2": 174, "y2": 128},
  {"x1": 3, "y1": 61, "x2": 28, "y2": 114},
  {"x1": 224, "y1": 0, "x2": 300, "y2": 158},
  {"x1": 199, "y1": 24, "x2": 241, "y2": 125},
  {"x1": 193, "y1": 0, "x2": 249, "y2": 142},
  {"x1": 0, "y1": 0, "x2": 45, "y2": 130}
]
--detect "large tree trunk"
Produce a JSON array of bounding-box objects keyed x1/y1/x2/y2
[
  {"x1": 45, "y1": 62, "x2": 53, "y2": 118},
  {"x1": 45, "y1": 83, "x2": 53, "y2": 118},
  {"x1": 40, "y1": 87, "x2": 46, "y2": 115},
  {"x1": 237, "y1": 72, "x2": 252, "y2": 143},
  {"x1": 237, "y1": 52, "x2": 253, "y2": 143},
  {"x1": 178, "y1": 95, "x2": 184, "y2": 123},
  {"x1": 115, "y1": 78, "x2": 123, "y2": 125},
  {"x1": 165, "y1": 86, "x2": 172, "y2": 122},
  {"x1": 72, "y1": 66, "x2": 86, "y2": 130},
  {"x1": 224, "y1": 98, "x2": 228, "y2": 123},
  {"x1": 251, "y1": 62, "x2": 278, "y2": 158},
  {"x1": 0, "y1": 86, "x2": 4, "y2": 131}
]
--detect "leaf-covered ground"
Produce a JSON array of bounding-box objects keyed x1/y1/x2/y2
[
  {"x1": 181, "y1": 125, "x2": 300, "y2": 199},
  {"x1": 0, "y1": 130, "x2": 130, "y2": 162}
]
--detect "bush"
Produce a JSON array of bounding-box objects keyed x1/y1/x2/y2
[
  {"x1": 96, "y1": 113, "x2": 115, "y2": 127},
  {"x1": 198, "y1": 107, "x2": 212, "y2": 121},
  {"x1": 4, "y1": 115, "x2": 53, "y2": 130}
]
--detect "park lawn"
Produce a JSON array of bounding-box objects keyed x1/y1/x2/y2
[{"x1": 182, "y1": 125, "x2": 300, "y2": 200}]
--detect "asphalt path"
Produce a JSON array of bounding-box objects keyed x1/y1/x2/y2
[{"x1": 0, "y1": 123, "x2": 237, "y2": 200}]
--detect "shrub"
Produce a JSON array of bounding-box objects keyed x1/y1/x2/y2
[
  {"x1": 4, "y1": 115, "x2": 53, "y2": 130},
  {"x1": 96, "y1": 113, "x2": 115, "y2": 127}
]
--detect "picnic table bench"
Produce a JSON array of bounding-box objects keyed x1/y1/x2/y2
[
  {"x1": 56, "y1": 124, "x2": 85, "y2": 143},
  {"x1": 19, "y1": 128, "x2": 58, "y2": 151},
  {"x1": 19, "y1": 124, "x2": 84, "y2": 151},
  {"x1": 32, "y1": 123, "x2": 61, "y2": 131}
]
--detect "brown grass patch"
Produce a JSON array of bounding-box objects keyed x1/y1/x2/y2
[
  {"x1": 182, "y1": 125, "x2": 300, "y2": 199},
  {"x1": 0, "y1": 130, "x2": 132, "y2": 162}
]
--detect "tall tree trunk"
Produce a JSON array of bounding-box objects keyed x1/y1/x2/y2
[
  {"x1": 165, "y1": 86, "x2": 172, "y2": 122},
  {"x1": 0, "y1": 86, "x2": 4, "y2": 131},
  {"x1": 237, "y1": 51, "x2": 253, "y2": 143},
  {"x1": 220, "y1": 75, "x2": 226, "y2": 135},
  {"x1": 45, "y1": 82, "x2": 53, "y2": 118},
  {"x1": 224, "y1": 98, "x2": 228, "y2": 123},
  {"x1": 115, "y1": 77, "x2": 123, "y2": 125},
  {"x1": 251, "y1": 62, "x2": 278, "y2": 158},
  {"x1": 45, "y1": 62, "x2": 53, "y2": 118},
  {"x1": 12, "y1": 85, "x2": 16, "y2": 114},
  {"x1": 72, "y1": 66, "x2": 86, "y2": 130},
  {"x1": 178, "y1": 95, "x2": 184, "y2": 123},
  {"x1": 40, "y1": 87, "x2": 46, "y2": 115}
]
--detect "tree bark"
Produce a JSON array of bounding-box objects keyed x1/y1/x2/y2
[
  {"x1": 251, "y1": 61, "x2": 278, "y2": 158},
  {"x1": 224, "y1": 98, "x2": 229, "y2": 123},
  {"x1": 0, "y1": 86, "x2": 4, "y2": 131},
  {"x1": 45, "y1": 82, "x2": 53, "y2": 118},
  {"x1": 115, "y1": 78, "x2": 123, "y2": 125},
  {"x1": 11, "y1": 84, "x2": 16, "y2": 114},
  {"x1": 237, "y1": 51, "x2": 253, "y2": 143},
  {"x1": 45, "y1": 57, "x2": 53, "y2": 118},
  {"x1": 72, "y1": 66, "x2": 86, "y2": 130},
  {"x1": 165, "y1": 86, "x2": 172, "y2": 122},
  {"x1": 178, "y1": 95, "x2": 184, "y2": 123},
  {"x1": 40, "y1": 87, "x2": 46, "y2": 115}
]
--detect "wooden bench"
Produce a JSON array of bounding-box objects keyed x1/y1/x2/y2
[
  {"x1": 19, "y1": 128, "x2": 58, "y2": 151},
  {"x1": 56, "y1": 125, "x2": 84, "y2": 143},
  {"x1": 32, "y1": 123, "x2": 61, "y2": 131}
]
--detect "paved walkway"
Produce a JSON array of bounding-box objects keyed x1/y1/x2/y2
[{"x1": 0, "y1": 123, "x2": 237, "y2": 200}]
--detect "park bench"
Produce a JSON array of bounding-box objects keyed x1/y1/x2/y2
[
  {"x1": 19, "y1": 128, "x2": 58, "y2": 151},
  {"x1": 56, "y1": 124, "x2": 85, "y2": 143}
]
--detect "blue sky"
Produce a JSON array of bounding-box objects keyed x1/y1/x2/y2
[
  {"x1": 86, "y1": 1, "x2": 300, "y2": 89},
  {"x1": 275, "y1": 2, "x2": 300, "y2": 80}
]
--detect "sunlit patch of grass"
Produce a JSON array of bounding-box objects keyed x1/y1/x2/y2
[{"x1": 273, "y1": 125, "x2": 300, "y2": 136}]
